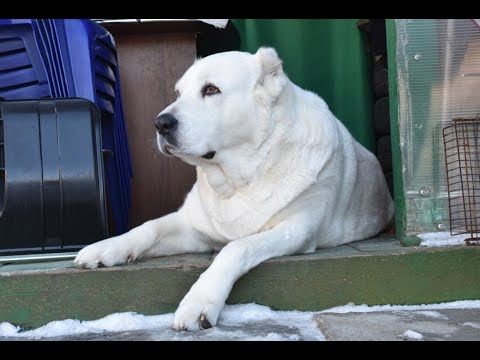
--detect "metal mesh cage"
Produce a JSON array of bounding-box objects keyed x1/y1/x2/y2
[{"x1": 443, "y1": 118, "x2": 480, "y2": 244}]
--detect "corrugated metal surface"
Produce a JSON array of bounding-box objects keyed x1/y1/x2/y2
[
  {"x1": 232, "y1": 19, "x2": 375, "y2": 152},
  {"x1": 395, "y1": 19, "x2": 480, "y2": 234}
]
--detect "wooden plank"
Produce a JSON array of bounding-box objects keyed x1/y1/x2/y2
[
  {"x1": 102, "y1": 21, "x2": 211, "y2": 36},
  {"x1": 230, "y1": 246, "x2": 480, "y2": 310},
  {"x1": 114, "y1": 33, "x2": 197, "y2": 229},
  {"x1": 1, "y1": 243, "x2": 479, "y2": 329}
]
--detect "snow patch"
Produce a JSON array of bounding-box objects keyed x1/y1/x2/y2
[
  {"x1": 321, "y1": 300, "x2": 480, "y2": 314},
  {"x1": 0, "y1": 303, "x2": 324, "y2": 341},
  {"x1": 0, "y1": 322, "x2": 20, "y2": 337},
  {"x1": 417, "y1": 232, "x2": 468, "y2": 247},
  {"x1": 416, "y1": 311, "x2": 449, "y2": 320},
  {"x1": 0, "y1": 312, "x2": 174, "y2": 340},
  {"x1": 220, "y1": 303, "x2": 324, "y2": 341},
  {"x1": 403, "y1": 330, "x2": 423, "y2": 340},
  {"x1": 462, "y1": 322, "x2": 480, "y2": 329},
  {"x1": 197, "y1": 19, "x2": 229, "y2": 29}
]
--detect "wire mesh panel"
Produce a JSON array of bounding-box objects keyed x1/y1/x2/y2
[{"x1": 443, "y1": 118, "x2": 480, "y2": 244}]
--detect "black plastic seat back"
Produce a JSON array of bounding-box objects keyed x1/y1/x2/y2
[{"x1": 0, "y1": 98, "x2": 107, "y2": 255}]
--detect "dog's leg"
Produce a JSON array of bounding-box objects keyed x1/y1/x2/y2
[
  {"x1": 173, "y1": 218, "x2": 313, "y2": 331},
  {"x1": 74, "y1": 211, "x2": 209, "y2": 269}
]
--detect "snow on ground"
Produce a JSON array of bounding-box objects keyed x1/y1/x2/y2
[
  {"x1": 417, "y1": 232, "x2": 469, "y2": 247},
  {"x1": 0, "y1": 303, "x2": 324, "y2": 341},
  {"x1": 0, "y1": 312, "x2": 174, "y2": 340},
  {"x1": 403, "y1": 330, "x2": 423, "y2": 340},
  {"x1": 462, "y1": 322, "x2": 480, "y2": 329},
  {"x1": 320, "y1": 300, "x2": 480, "y2": 314},
  {"x1": 2, "y1": 300, "x2": 480, "y2": 340},
  {"x1": 416, "y1": 311, "x2": 449, "y2": 320}
]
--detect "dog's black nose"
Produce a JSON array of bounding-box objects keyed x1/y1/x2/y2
[{"x1": 155, "y1": 113, "x2": 178, "y2": 136}]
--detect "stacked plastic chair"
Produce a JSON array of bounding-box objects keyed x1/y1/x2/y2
[{"x1": 0, "y1": 19, "x2": 132, "y2": 235}]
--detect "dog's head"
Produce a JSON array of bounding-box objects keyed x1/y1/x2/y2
[{"x1": 155, "y1": 47, "x2": 287, "y2": 164}]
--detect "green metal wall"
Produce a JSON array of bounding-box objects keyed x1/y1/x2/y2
[{"x1": 232, "y1": 19, "x2": 375, "y2": 152}]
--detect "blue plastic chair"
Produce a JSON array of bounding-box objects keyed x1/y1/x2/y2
[{"x1": 0, "y1": 19, "x2": 132, "y2": 235}]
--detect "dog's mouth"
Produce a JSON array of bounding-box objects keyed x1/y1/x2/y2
[
  {"x1": 162, "y1": 144, "x2": 175, "y2": 157},
  {"x1": 163, "y1": 145, "x2": 215, "y2": 161},
  {"x1": 159, "y1": 138, "x2": 216, "y2": 160}
]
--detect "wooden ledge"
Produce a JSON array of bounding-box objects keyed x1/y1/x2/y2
[{"x1": 1, "y1": 237, "x2": 479, "y2": 329}]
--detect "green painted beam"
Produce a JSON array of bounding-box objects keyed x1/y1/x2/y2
[
  {"x1": 386, "y1": 19, "x2": 411, "y2": 245},
  {"x1": 1, "y1": 239, "x2": 479, "y2": 329}
]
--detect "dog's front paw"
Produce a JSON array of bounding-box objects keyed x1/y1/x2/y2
[
  {"x1": 173, "y1": 286, "x2": 224, "y2": 331},
  {"x1": 74, "y1": 237, "x2": 135, "y2": 269}
]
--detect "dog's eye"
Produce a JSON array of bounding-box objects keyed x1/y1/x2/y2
[{"x1": 202, "y1": 84, "x2": 221, "y2": 97}]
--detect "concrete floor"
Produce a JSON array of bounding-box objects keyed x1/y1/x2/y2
[{"x1": 315, "y1": 309, "x2": 480, "y2": 341}]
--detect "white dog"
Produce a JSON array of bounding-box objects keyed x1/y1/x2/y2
[{"x1": 75, "y1": 47, "x2": 394, "y2": 331}]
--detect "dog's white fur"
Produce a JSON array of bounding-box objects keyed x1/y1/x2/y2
[{"x1": 75, "y1": 48, "x2": 394, "y2": 331}]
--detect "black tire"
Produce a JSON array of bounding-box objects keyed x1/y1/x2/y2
[
  {"x1": 374, "y1": 97, "x2": 390, "y2": 137},
  {"x1": 377, "y1": 135, "x2": 392, "y2": 172},
  {"x1": 374, "y1": 57, "x2": 389, "y2": 98}
]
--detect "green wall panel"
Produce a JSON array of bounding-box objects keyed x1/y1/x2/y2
[{"x1": 232, "y1": 19, "x2": 375, "y2": 152}]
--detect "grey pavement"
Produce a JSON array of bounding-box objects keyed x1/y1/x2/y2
[
  {"x1": 315, "y1": 309, "x2": 480, "y2": 341},
  {"x1": 2, "y1": 308, "x2": 480, "y2": 341}
]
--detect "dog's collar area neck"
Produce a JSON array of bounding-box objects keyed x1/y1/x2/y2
[{"x1": 202, "y1": 151, "x2": 216, "y2": 160}]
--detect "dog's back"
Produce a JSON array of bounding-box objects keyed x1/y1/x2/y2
[{"x1": 270, "y1": 82, "x2": 394, "y2": 249}]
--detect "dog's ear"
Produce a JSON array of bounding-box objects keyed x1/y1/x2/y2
[{"x1": 255, "y1": 47, "x2": 287, "y2": 101}]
